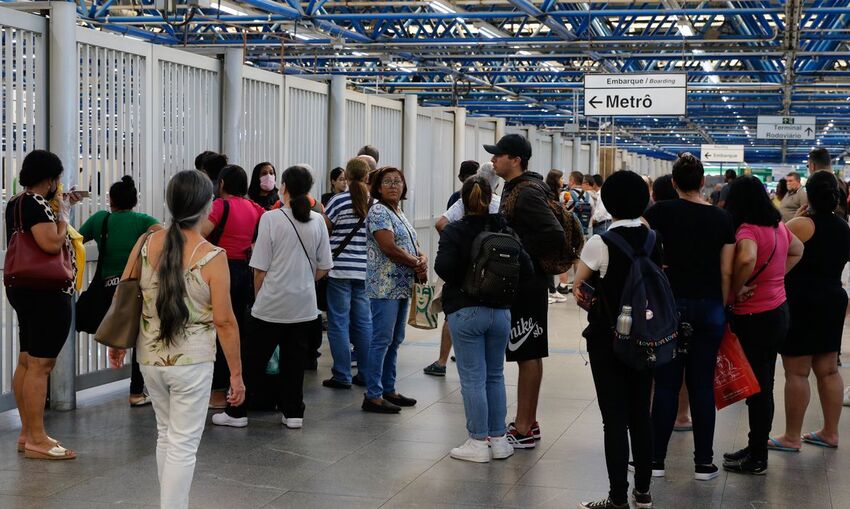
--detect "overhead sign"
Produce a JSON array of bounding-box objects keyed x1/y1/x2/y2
[
  {"x1": 583, "y1": 73, "x2": 687, "y2": 117},
  {"x1": 757, "y1": 116, "x2": 816, "y2": 140},
  {"x1": 701, "y1": 144, "x2": 745, "y2": 163}
]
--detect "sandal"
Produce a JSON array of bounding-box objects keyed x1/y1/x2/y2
[
  {"x1": 24, "y1": 444, "x2": 76, "y2": 460},
  {"x1": 767, "y1": 436, "x2": 800, "y2": 452},
  {"x1": 129, "y1": 394, "x2": 152, "y2": 407},
  {"x1": 17, "y1": 436, "x2": 59, "y2": 453},
  {"x1": 802, "y1": 432, "x2": 838, "y2": 449}
]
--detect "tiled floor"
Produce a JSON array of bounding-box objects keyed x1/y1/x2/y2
[{"x1": 1, "y1": 299, "x2": 848, "y2": 508}]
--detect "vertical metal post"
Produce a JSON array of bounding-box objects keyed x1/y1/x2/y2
[
  {"x1": 328, "y1": 75, "x2": 347, "y2": 169},
  {"x1": 551, "y1": 133, "x2": 563, "y2": 170},
  {"x1": 48, "y1": 1, "x2": 78, "y2": 411},
  {"x1": 221, "y1": 48, "x2": 244, "y2": 164},
  {"x1": 572, "y1": 137, "x2": 582, "y2": 171},
  {"x1": 402, "y1": 94, "x2": 418, "y2": 213},
  {"x1": 589, "y1": 140, "x2": 599, "y2": 174},
  {"x1": 495, "y1": 117, "x2": 506, "y2": 141},
  {"x1": 453, "y1": 107, "x2": 466, "y2": 190}
]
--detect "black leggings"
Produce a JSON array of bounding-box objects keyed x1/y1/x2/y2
[
  {"x1": 587, "y1": 333, "x2": 653, "y2": 504},
  {"x1": 7, "y1": 287, "x2": 72, "y2": 358},
  {"x1": 212, "y1": 259, "x2": 254, "y2": 390},
  {"x1": 730, "y1": 303, "x2": 790, "y2": 462}
]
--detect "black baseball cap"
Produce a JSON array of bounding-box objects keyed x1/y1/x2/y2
[{"x1": 484, "y1": 134, "x2": 532, "y2": 160}]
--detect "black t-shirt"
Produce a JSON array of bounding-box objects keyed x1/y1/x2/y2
[
  {"x1": 5, "y1": 193, "x2": 55, "y2": 244},
  {"x1": 644, "y1": 199, "x2": 736, "y2": 299}
]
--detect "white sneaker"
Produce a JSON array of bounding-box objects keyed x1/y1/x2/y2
[
  {"x1": 450, "y1": 438, "x2": 491, "y2": 463},
  {"x1": 550, "y1": 292, "x2": 568, "y2": 303},
  {"x1": 282, "y1": 416, "x2": 303, "y2": 429},
  {"x1": 489, "y1": 435, "x2": 515, "y2": 460},
  {"x1": 211, "y1": 412, "x2": 247, "y2": 428},
  {"x1": 548, "y1": 295, "x2": 557, "y2": 304},
  {"x1": 844, "y1": 386, "x2": 850, "y2": 407}
]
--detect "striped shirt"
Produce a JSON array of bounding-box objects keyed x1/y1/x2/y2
[{"x1": 325, "y1": 192, "x2": 368, "y2": 280}]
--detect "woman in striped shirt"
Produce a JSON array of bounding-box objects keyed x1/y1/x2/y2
[{"x1": 322, "y1": 158, "x2": 373, "y2": 389}]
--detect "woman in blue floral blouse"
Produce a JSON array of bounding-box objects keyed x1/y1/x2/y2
[{"x1": 362, "y1": 166, "x2": 428, "y2": 414}]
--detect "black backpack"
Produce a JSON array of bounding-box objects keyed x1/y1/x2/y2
[
  {"x1": 603, "y1": 229, "x2": 679, "y2": 370},
  {"x1": 461, "y1": 225, "x2": 523, "y2": 307}
]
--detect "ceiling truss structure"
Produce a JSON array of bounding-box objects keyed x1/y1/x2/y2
[{"x1": 34, "y1": 0, "x2": 850, "y2": 164}]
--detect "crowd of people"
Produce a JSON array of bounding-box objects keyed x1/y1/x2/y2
[{"x1": 4, "y1": 139, "x2": 849, "y2": 509}]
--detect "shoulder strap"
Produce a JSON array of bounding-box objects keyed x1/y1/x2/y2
[
  {"x1": 332, "y1": 201, "x2": 372, "y2": 259},
  {"x1": 601, "y1": 229, "x2": 643, "y2": 262},
  {"x1": 207, "y1": 199, "x2": 230, "y2": 246},
  {"x1": 128, "y1": 230, "x2": 156, "y2": 279},
  {"x1": 388, "y1": 206, "x2": 417, "y2": 249},
  {"x1": 92, "y1": 212, "x2": 110, "y2": 280},
  {"x1": 280, "y1": 209, "x2": 315, "y2": 273},
  {"x1": 745, "y1": 227, "x2": 778, "y2": 286}
]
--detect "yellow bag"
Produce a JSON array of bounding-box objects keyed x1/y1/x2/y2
[{"x1": 66, "y1": 225, "x2": 86, "y2": 291}]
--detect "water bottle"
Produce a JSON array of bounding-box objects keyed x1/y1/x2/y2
[{"x1": 616, "y1": 305, "x2": 633, "y2": 336}]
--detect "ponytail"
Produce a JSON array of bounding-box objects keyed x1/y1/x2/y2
[
  {"x1": 156, "y1": 170, "x2": 214, "y2": 346},
  {"x1": 345, "y1": 158, "x2": 370, "y2": 219},
  {"x1": 282, "y1": 165, "x2": 315, "y2": 223},
  {"x1": 461, "y1": 176, "x2": 492, "y2": 216}
]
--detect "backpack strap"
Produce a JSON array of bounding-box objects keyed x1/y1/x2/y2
[
  {"x1": 207, "y1": 199, "x2": 230, "y2": 246},
  {"x1": 92, "y1": 212, "x2": 110, "y2": 281},
  {"x1": 602, "y1": 228, "x2": 654, "y2": 262}
]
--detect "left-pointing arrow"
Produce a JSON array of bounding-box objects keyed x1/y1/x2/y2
[{"x1": 589, "y1": 96, "x2": 602, "y2": 108}]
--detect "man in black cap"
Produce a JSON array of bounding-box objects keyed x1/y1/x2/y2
[{"x1": 486, "y1": 134, "x2": 566, "y2": 449}]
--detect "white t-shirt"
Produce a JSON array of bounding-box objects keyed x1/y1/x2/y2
[
  {"x1": 592, "y1": 190, "x2": 613, "y2": 224},
  {"x1": 250, "y1": 208, "x2": 333, "y2": 323},
  {"x1": 441, "y1": 194, "x2": 502, "y2": 223},
  {"x1": 579, "y1": 219, "x2": 642, "y2": 278}
]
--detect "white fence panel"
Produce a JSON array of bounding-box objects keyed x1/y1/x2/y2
[
  {"x1": 241, "y1": 66, "x2": 282, "y2": 172},
  {"x1": 464, "y1": 118, "x2": 497, "y2": 164},
  {"x1": 153, "y1": 46, "x2": 221, "y2": 220},
  {"x1": 413, "y1": 108, "x2": 454, "y2": 280},
  {"x1": 0, "y1": 7, "x2": 47, "y2": 407},
  {"x1": 369, "y1": 97, "x2": 403, "y2": 169},
  {"x1": 538, "y1": 134, "x2": 553, "y2": 173},
  {"x1": 580, "y1": 144, "x2": 591, "y2": 171},
  {"x1": 284, "y1": 77, "x2": 328, "y2": 197},
  {"x1": 562, "y1": 140, "x2": 574, "y2": 172},
  {"x1": 345, "y1": 95, "x2": 367, "y2": 159}
]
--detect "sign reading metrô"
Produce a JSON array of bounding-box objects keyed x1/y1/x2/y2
[
  {"x1": 757, "y1": 116, "x2": 816, "y2": 140},
  {"x1": 701, "y1": 144, "x2": 745, "y2": 163},
  {"x1": 583, "y1": 73, "x2": 687, "y2": 117}
]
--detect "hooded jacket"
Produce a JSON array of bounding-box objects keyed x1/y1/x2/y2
[
  {"x1": 500, "y1": 172, "x2": 567, "y2": 274},
  {"x1": 435, "y1": 213, "x2": 534, "y2": 315}
]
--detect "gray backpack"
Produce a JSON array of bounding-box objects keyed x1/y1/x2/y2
[{"x1": 461, "y1": 225, "x2": 523, "y2": 307}]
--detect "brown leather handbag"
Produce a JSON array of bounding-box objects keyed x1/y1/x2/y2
[
  {"x1": 3, "y1": 195, "x2": 74, "y2": 291},
  {"x1": 94, "y1": 232, "x2": 152, "y2": 349}
]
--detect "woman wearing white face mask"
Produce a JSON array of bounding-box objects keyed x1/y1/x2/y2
[{"x1": 248, "y1": 162, "x2": 279, "y2": 211}]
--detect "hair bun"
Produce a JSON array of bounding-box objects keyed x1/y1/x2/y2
[{"x1": 121, "y1": 175, "x2": 135, "y2": 185}]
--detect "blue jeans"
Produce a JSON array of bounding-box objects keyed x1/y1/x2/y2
[
  {"x1": 326, "y1": 278, "x2": 372, "y2": 384},
  {"x1": 366, "y1": 298, "x2": 409, "y2": 400},
  {"x1": 447, "y1": 306, "x2": 511, "y2": 439},
  {"x1": 651, "y1": 297, "x2": 725, "y2": 465}
]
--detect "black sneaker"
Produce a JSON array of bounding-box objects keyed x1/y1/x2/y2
[
  {"x1": 556, "y1": 283, "x2": 572, "y2": 295},
  {"x1": 506, "y1": 428, "x2": 536, "y2": 449},
  {"x1": 632, "y1": 489, "x2": 653, "y2": 509},
  {"x1": 423, "y1": 362, "x2": 446, "y2": 376},
  {"x1": 723, "y1": 454, "x2": 767, "y2": 475},
  {"x1": 322, "y1": 378, "x2": 351, "y2": 390},
  {"x1": 361, "y1": 397, "x2": 401, "y2": 414},
  {"x1": 627, "y1": 460, "x2": 665, "y2": 477},
  {"x1": 578, "y1": 497, "x2": 629, "y2": 509},
  {"x1": 383, "y1": 392, "x2": 417, "y2": 407},
  {"x1": 352, "y1": 374, "x2": 366, "y2": 387},
  {"x1": 695, "y1": 463, "x2": 720, "y2": 481},
  {"x1": 723, "y1": 447, "x2": 749, "y2": 462}
]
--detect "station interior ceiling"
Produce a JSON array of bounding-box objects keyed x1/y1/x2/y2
[{"x1": 65, "y1": 0, "x2": 850, "y2": 164}]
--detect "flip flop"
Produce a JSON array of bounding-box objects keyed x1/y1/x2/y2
[
  {"x1": 17, "y1": 436, "x2": 59, "y2": 453},
  {"x1": 802, "y1": 432, "x2": 838, "y2": 449},
  {"x1": 24, "y1": 444, "x2": 76, "y2": 460},
  {"x1": 767, "y1": 436, "x2": 800, "y2": 452},
  {"x1": 674, "y1": 423, "x2": 693, "y2": 432}
]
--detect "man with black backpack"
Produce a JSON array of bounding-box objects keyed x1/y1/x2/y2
[
  {"x1": 572, "y1": 170, "x2": 677, "y2": 509},
  {"x1": 488, "y1": 134, "x2": 568, "y2": 449}
]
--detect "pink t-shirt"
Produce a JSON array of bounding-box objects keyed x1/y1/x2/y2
[
  {"x1": 209, "y1": 197, "x2": 265, "y2": 260},
  {"x1": 734, "y1": 222, "x2": 792, "y2": 314}
]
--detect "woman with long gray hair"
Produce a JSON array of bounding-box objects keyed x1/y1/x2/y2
[{"x1": 109, "y1": 170, "x2": 245, "y2": 509}]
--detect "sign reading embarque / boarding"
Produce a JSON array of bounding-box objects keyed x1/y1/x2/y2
[
  {"x1": 583, "y1": 73, "x2": 687, "y2": 117},
  {"x1": 701, "y1": 144, "x2": 745, "y2": 163},
  {"x1": 757, "y1": 116, "x2": 816, "y2": 140}
]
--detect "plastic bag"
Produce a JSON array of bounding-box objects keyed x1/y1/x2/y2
[
  {"x1": 266, "y1": 346, "x2": 280, "y2": 375},
  {"x1": 714, "y1": 326, "x2": 761, "y2": 409}
]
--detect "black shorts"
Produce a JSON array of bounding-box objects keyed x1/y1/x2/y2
[
  {"x1": 6, "y1": 287, "x2": 73, "y2": 358},
  {"x1": 506, "y1": 278, "x2": 549, "y2": 362}
]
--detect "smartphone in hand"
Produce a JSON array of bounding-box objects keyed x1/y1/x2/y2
[{"x1": 577, "y1": 281, "x2": 596, "y2": 311}]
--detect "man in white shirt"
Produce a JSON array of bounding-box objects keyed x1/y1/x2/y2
[{"x1": 589, "y1": 174, "x2": 613, "y2": 233}]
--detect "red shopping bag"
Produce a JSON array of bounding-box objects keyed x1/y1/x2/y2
[{"x1": 714, "y1": 327, "x2": 761, "y2": 410}]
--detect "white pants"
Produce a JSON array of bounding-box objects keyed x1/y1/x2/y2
[{"x1": 141, "y1": 362, "x2": 214, "y2": 509}]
